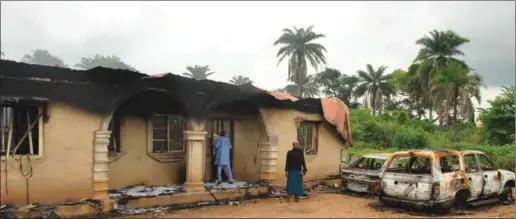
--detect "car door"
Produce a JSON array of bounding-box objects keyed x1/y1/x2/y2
[
  {"x1": 438, "y1": 154, "x2": 462, "y2": 200},
  {"x1": 463, "y1": 153, "x2": 483, "y2": 200},
  {"x1": 477, "y1": 153, "x2": 502, "y2": 196}
]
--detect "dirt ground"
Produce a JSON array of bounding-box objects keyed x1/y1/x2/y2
[{"x1": 118, "y1": 191, "x2": 515, "y2": 218}]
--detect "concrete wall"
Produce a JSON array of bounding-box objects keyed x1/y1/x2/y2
[
  {"x1": 260, "y1": 108, "x2": 346, "y2": 184},
  {"x1": 0, "y1": 102, "x2": 101, "y2": 206},
  {"x1": 108, "y1": 115, "x2": 186, "y2": 189}
]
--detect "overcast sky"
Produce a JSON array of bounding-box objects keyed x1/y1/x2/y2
[{"x1": 1, "y1": 1, "x2": 514, "y2": 109}]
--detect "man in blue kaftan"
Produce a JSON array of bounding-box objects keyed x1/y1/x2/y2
[{"x1": 214, "y1": 130, "x2": 234, "y2": 184}]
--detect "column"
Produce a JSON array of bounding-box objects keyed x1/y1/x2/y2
[
  {"x1": 183, "y1": 130, "x2": 207, "y2": 192},
  {"x1": 93, "y1": 130, "x2": 111, "y2": 200},
  {"x1": 259, "y1": 135, "x2": 279, "y2": 183}
]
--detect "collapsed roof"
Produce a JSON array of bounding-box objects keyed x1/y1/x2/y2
[{"x1": 0, "y1": 60, "x2": 351, "y2": 146}]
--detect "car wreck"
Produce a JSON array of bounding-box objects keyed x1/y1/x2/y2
[
  {"x1": 379, "y1": 149, "x2": 515, "y2": 212},
  {"x1": 341, "y1": 153, "x2": 391, "y2": 194}
]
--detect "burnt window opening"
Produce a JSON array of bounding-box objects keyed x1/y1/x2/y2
[
  {"x1": 440, "y1": 155, "x2": 460, "y2": 173},
  {"x1": 464, "y1": 154, "x2": 480, "y2": 173},
  {"x1": 1, "y1": 103, "x2": 42, "y2": 157},
  {"x1": 477, "y1": 154, "x2": 495, "y2": 171},
  {"x1": 107, "y1": 112, "x2": 122, "y2": 155},
  {"x1": 151, "y1": 115, "x2": 185, "y2": 153},
  {"x1": 352, "y1": 157, "x2": 386, "y2": 171},
  {"x1": 296, "y1": 121, "x2": 319, "y2": 155},
  {"x1": 386, "y1": 156, "x2": 431, "y2": 175},
  {"x1": 386, "y1": 156, "x2": 410, "y2": 173}
]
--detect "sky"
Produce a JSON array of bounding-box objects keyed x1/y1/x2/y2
[{"x1": 1, "y1": 1, "x2": 514, "y2": 109}]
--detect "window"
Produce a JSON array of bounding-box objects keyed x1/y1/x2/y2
[
  {"x1": 409, "y1": 157, "x2": 432, "y2": 175},
  {"x1": 1, "y1": 102, "x2": 42, "y2": 158},
  {"x1": 464, "y1": 154, "x2": 480, "y2": 173},
  {"x1": 386, "y1": 156, "x2": 410, "y2": 173},
  {"x1": 296, "y1": 121, "x2": 319, "y2": 155},
  {"x1": 440, "y1": 155, "x2": 460, "y2": 173},
  {"x1": 386, "y1": 156, "x2": 431, "y2": 175},
  {"x1": 150, "y1": 115, "x2": 185, "y2": 153},
  {"x1": 477, "y1": 154, "x2": 495, "y2": 171},
  {"x1": 351, "y1": 157, "x2": 386, "y2": 171}
]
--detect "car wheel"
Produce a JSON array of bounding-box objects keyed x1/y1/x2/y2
[
  {"x1": 499, "y1": 185, "x2": 514, "y2": 203},
  {"x1": 453, "y1": 192, "x2": 468, "y2": 210}
]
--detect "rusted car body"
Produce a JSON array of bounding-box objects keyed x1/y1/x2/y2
[
  {"x1": 341, "y1": 153, "x2": 391, "y2": 194},
  {"x1": 379, "y1": 149, "x2": 515, "y2": 212}
]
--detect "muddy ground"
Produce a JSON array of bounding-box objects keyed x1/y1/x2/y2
[{"x1": 118, "y1": 191, "x2": 515, "y2": 218}]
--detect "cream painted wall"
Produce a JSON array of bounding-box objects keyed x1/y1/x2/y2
[
  {"x1": 0, "y1": 102, "x2": 101, "y2": 206},
  {"x1": 108, "y1": 115, "x2": 185, "y2": 189},
  {"x1": 260, "y1": 108, "x2": 346, "y2": 185}
]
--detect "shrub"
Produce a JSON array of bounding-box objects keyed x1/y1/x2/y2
[{"x1": 394, "y1": 128, "x2": 428, "y2": 150}]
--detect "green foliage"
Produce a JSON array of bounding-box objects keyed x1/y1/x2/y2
[
  {"x1": 182, "y1": 65, "x2": 215, "y2": 80},
  {"x1": 478, "y1": 86, "x2": 516, "y2": 145},
  {"x1": 313, "y1": 68, "x2": 360, "y2": 108},
  {"x1": 394, "y1": 128, "x2": 428, "y2": 150}
]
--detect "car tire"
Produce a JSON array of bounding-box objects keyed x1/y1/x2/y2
[
  {"x1": 499, "y1": 184, "x2": 514, "y2": 203},
  {"x1": 453, "y1": 191, "x2": 468, "y2": 210}
]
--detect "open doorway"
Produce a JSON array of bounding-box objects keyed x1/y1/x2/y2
[{"x1": 205, "y1": 119, "x2": 234, "y2": 182}]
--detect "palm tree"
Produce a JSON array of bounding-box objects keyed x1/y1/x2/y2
[
  {"x1": 413, "y1": 30, "x2": 470, "y2": 120},
  {"x1": 354, "y1": 64, "x2": 395, "y2": 116},
  {"x1": 430, "y1": 61, "x2": 483, "y2": 126},
  {"x1": 182, "y1": 65, "x2": 215, "y2": 80},
  {"x1": 21, "y1": 49, "x2": 68, "y2": 68},
  {"x1": 284, "y1": 75, "x2": 319, "y2": 98},
  {"x1": 414, "y1": 30, "x2": 470, "y2": 87},
  {"x1": 274, "y1": 26, "x2": 327, "y2": 83},
  {"x1": 75, "y1": 54, "x2": 137, "y2": 71},
  {"x1": 230, "y1": 75, "x2": 253, "y2": 85}
]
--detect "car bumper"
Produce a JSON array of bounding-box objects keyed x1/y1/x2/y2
[
  {"x1": 380, "y1": 195, "x2": 454, "y2": 211},
  {"x1": 341, "y1": 177, "x2": 381, "y2": 195}
]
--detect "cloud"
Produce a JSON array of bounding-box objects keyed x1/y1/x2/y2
[{"x1": 1, "y1": 1, "x2": 514, "y2": 104}]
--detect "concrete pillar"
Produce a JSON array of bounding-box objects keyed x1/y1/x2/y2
[
  {"x1": 183, "y1": 130, "x2": 207, "y2": 192},
  {"x1": 259, "y1": 135, "x2": 279, "y2": 183},
  {"x1": 93, "y1": 130, "x2": 111, "y2": 200}
]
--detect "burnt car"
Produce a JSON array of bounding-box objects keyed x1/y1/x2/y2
[
  {"x1": 379, "y1": 149, "x2": 515, "y2": 212},
  {"x1": 341, "y1": 153, "x2": 392, "y2": 194}
]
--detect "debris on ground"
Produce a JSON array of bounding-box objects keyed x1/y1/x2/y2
[
  {"x1": 204, "y1": 181, "x2": 249, "y2": 190},
  {"x1": 109, "y1": 185, "x2": 185, "y2": 199}
]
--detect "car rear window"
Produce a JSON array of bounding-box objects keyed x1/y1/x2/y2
[
  {"x1": 351, "y1": 157, "x2": 386, "y2": 171},
  {"x1": 386, "y1": 156, "x2": 431, "y2": 175}
]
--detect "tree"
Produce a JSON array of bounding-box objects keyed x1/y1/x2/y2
[
  {"x1": 274, "y1": 26, "x2": 327, "y2": 83},
  {"x1": 230, "y1": 75, "x2": 253, "y2": 85},
  {"x1": 430, "y1": 61, "x2": 483, "y2": 126},
  {"x1": 478, "y1": 86, "x2": 516, "y2": 145},
  {"x1": 314, "y1": 68, "x2": 360, "y2": 108},
  {"x1": 182, "y1": 65, "x2": 215, "y2": 80},
  {"x1": 75, "y1": 54, "x2": 137, "y2": 71},
  {"x1": 283, "y1": 75, "x2": 319, "y2": 98},
  {"x1": 413, "y1": 30, "x2": 470, "y2": 120},
  {"x1": 21, "y1": 49, "x2": 68, "y2": 68},
  {"x1": 354, "y1": 64, "x2": 395, "y2": 115}
]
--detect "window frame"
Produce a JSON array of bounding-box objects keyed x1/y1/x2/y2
[
  {"x1": 1, "y1": 105, "x2": 44, "y2": 160},
  {"x1": 476, "y1": 153, "x2": 496, "y2": 171},
  {"x1": 147, "y1": 114, "x2": 186, "y2": 155},
  {"x1": 296, "y1": 120, "x2": 319, "y2": 155},
  {"x1": 463, "y1": 153, "x2": 481, "y2": 173},
  {"x1": 439, "y1": 155, "x2": 461, "y2": 173}
]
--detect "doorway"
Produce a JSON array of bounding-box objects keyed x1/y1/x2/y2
[{"x1": 206, "y1": 119, "x2": 235, "y2": 181}]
